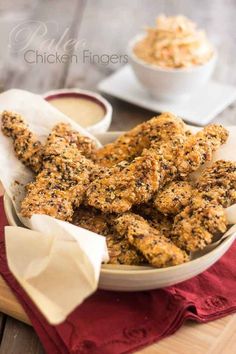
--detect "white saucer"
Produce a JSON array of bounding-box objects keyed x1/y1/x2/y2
[{"x1": 98, "y1": 65, "x2": 236, "y2": 126}]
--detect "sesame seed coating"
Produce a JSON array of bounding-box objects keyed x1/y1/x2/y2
[
  {"x1": 171, "y1": 201, "x2": 227, "y2": 252},
  {"x1": 171, "y1": 160, "x2": 236, "y2": 252},
  {"x1": 154, "y1": 180, "x2": 193, "y2": 215},
  {"x1": 114, "y1": 213, "x2": 189, "y2": 267},
  {"x1": 133, "y1": 203, "x2": 173, "y2": 238},
  {"x1": 197, "y1": 160, "x2": 236, "y2": 207},
  {"x1": 21, "y1": 123, "x2": 95, "y2": 220},
  {"x1": 177, "y1": 124, "x2": 229, "y2": 177},
  {"x1": 86, "y1": 149, "x2": 161, "y2": 213},
  {"x1": 72, "y1": 207, "x2": 145, "y2": 265},
  {"x1": 94, "y1": 112, "x2": 189, "y2": 167},
  {"x1": 1, "y1": 111, "x2": 43, "y2": 173}
]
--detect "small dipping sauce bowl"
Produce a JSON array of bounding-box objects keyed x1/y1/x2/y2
[{"x1": 43, "y1": 88, "x2": 112, "y2": 133}]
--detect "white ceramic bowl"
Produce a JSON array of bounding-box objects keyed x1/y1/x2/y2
[
  {"x1": 3, "y1": 131, "x2": 236, "y2": 292},
  {"x1": 43, "y1": 88, "x2": 112, "y2": 134},
  {"x1": 128, "y1": 34, "x2": 217, "y2": 102}
]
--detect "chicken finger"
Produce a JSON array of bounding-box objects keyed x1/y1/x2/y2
[
  {"x1": 1, "y1": 111, "x2": 43, "y2": 173},
  {"x1": 94, "y1": 112, "x2": 189, "y2": 167},
  {"x1": 86, "y1": 149, "x2": 161, "y2": 213},
  {"x1": 114, "y1": 213, "x2": 189, "y2": 267},
  {"x1": 21, "y1": 124, "x2": 94, "y2": 220},
  {"x1": 177, "y1": 124, "x2": 228, "y2": 177},
  {"x1": 153, "y1": 180, "x2": 193, "y2": 215}
]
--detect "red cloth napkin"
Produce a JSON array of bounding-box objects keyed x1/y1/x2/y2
[{"x1": 0, "y1": 196, "x2": 236, "y2": 354}]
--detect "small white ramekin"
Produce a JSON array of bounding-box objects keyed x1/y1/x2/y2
[
  {"x1": 43, "y1": 88, "x2": 112, "y2": 133},
  {"x1": 128, "y1": 34, "x2": 217, "y2": 102}
]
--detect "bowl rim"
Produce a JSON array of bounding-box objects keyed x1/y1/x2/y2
[
  {"x1": 128, "y1": 33, "x2": 217, "y2": 73},
  {"x1": 43, "y1": 88, "x2": 112, "y2": 131}
]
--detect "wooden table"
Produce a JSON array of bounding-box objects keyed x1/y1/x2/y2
[{"x1": 0, "y1": 1, "x2": 236, "y2": 353}]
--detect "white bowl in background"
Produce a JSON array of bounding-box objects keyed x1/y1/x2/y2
[
  {"x1": 128, "y1": 34, "x2": 217, "y2": 102},
  {"x1": 3, "y1": 131, "x2": 236, "y2": 292},
  {"x1": 43, "y1": 88, "x2": 112, "y2": 134}
]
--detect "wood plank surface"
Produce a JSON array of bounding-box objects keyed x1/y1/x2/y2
[
  {"x1": 137, "y1": 316, "x2": 236, "y2": 354},
  {"x1": 0, "y1": 317, "x2": 44, "y2": 354},
  {"x1": 0, "y1": 275, "x2": 30, "y2": 325},
  {"x1": 0, "y1": 313, "x2": 6, "y2": 344}
]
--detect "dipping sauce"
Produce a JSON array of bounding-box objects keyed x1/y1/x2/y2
[{"x1": 48, "y1": 96, "x2": 105, "y2": 128}]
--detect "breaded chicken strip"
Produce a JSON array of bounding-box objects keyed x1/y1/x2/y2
[
  {"x1": 86, "y1": 149, "x2": 161, "y2": 213},
  {"x1": 1, "y1": 111, "x2": 43, "y2": 173},
  {"x1": 85, "y1": 130, "x2": 187, "y2": 215},
  {"x1": 177, "y1": 124, "x2": 228, "y2": 177},
  {"x1": 171, "y1": 160, "x2": 236, "y2": 252},
  {"x1": 88, "y1": 122, "x2": 227, "y2": 215},
  {"x1": 153, "y1": 159, "x2": 235, "y2": 228},
  {"x1": 94, "y1": 112, "x2": 189, "y2": 167},
  {"x1": 171, "y1": 199, "x2": 227, "y2": 252},
  {"x1": 196, "y1": 160, "x2": 236, "y2": 207},
  {"x1": 21, "y1": 124, "x2": 94, "y2": 221},
  {"x1": 86, "y1": 132, "x2": 187, "y2": 214},
  {"x1": 86, "y1": 129, "x2": 186, "y2": 214},
  {"x1": 151, "y1": 135, "x2": 185, "y2": 185},
  {"x1": 154, "y1": 180, "x2": 193, "y2": 215},
  {"x1": 72, "y1": 207, "x2": 144, "y2": 265},
  {"x1": 21, "y1": 177, "x2": 74, "y2": 221},
  {"x1": 133, "y1": 203, "x2": 173, "y2": 238},
  {"x1": 138, "y1": 124, "x2": 227, "y2": 187},
  {"x1": 72, "y1": 206, "x2": 112, "y2": 235},
  {"x1": 50, "y1": 123, "x2": 97, "y2": 160},
  {"x1": 114, "y1": 213, "x2": 189, "y2": 267},
  {"x1": 1, "y1": 113, "x2": 97, "y2": 174},
  {"x1": 106, "y1": 233, "x2": 146, "y2": 265}
]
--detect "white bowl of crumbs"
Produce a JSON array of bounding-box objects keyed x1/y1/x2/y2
[{"x1": 129, "y1": 15, "x2": 217, "y2": 102}]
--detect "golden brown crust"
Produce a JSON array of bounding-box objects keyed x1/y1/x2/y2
[
  {"x1": 72, "y1": 206, "x2": 112, "y2": 235},
  {"x1": 86, "y1": 149, "x2": 161, "y2": 213},
  {"x1": 87, "y1": 128, "x2": 191, "y2": 215},
  {"x1": 94, "y1": 112, "x2": 188, "y2": 167},
  {"x1": 170, "y1": 160, "x2": 236, "y2": 252},
  {"x1": 114, "y1": 213, "x2": 189, "y2": 268},
  {"x1": 196, "y1": 160, "x2": 236, "y2": 207},
  {"x1": 133, "y1": 203, "x2": 173, "y2": 238},
  {"x1": 21, "y1": 182, "x2": 74, "y2": 221},
  {"x1": 72, "y1": 207, "x2": 144, "y2": 265},
  {"x1": 49, "y1": 123, "x2": 97, "y2": 160},
  {"x1": 1, "y1": 114, "x2": 97, "y2": 173},
  {"x1": 106, "y1": 233, "x2": 146, "y2": 265},
  {"x1": 171, "y1": 201, "x2": 227, "y2": 252},
  {"x1": 1, "y1": 111, "x2": 43, "y2": 173},
  {"x1": 154, "y1": 180, "x2": 193, "y2": 215},
  {"x1": 21, "y1": 124, "x2": 95, "y2": 220},
  {"x1": 177, "y1": 124, "x2": 229, "y2": 177}
]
